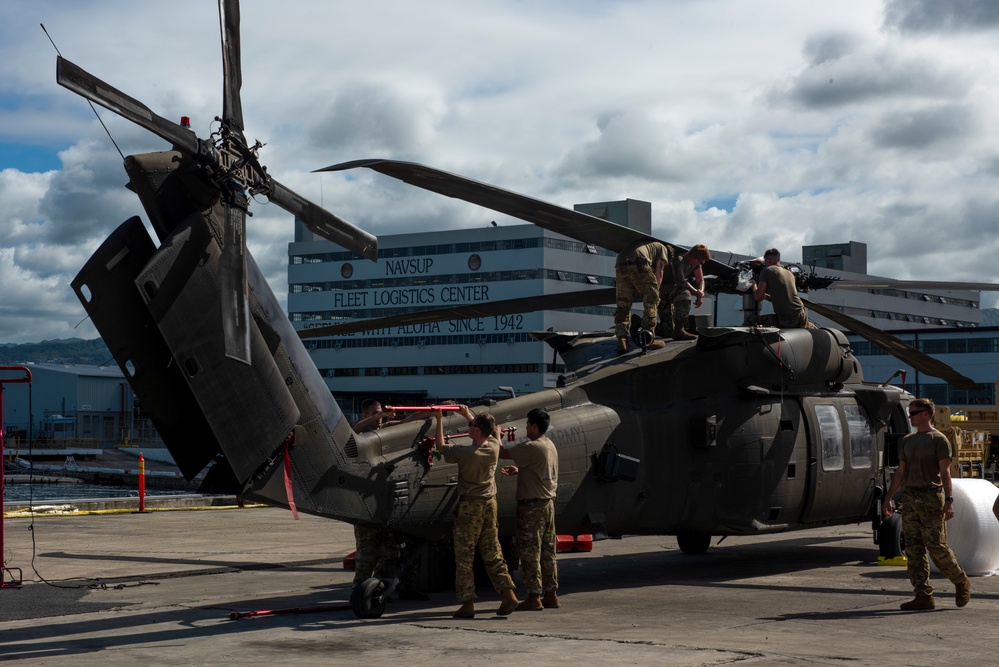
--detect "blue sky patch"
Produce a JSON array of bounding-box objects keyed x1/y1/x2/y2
[
  {"x1": 0, "y1": 143, "x2": 62, "y2": 173},
  {"x1": 699, "y1": 195, "x2": 737, "y2": 213}
]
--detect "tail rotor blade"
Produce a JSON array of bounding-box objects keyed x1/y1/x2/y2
[
  {"x1": 267, "y1": 177, "x2": 377, "y2": 261},
  {"x1": 220, "y1": 203, "x2": 251, "y2": 364},
  {"x1": 218, "y1": 0, "x2": 244, "y2": 132},
  {"x1": 57, "y1": 56, "x2": 199, "y2": 155}
]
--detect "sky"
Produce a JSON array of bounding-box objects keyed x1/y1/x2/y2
[{"x1": 2, "y1": 0, "x2": 999, "y2": 344}]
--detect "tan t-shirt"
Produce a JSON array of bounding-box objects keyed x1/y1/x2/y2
[
  {"x1": 504, "y1": 436, "x2": 558, "y2": 501},
  {"x1": 442, "y1": 435, "x2": 500, "y2": 498},
  {"x1": 899, "y1": 429, "x2": 953, "y2": 489},
  {"x1": 759, "y1": 264, "x2": 805, "y2": 320}
]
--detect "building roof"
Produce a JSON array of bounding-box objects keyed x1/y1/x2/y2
[{"x1": 23, "y1": 362, "x2": 124, "y2": 379}]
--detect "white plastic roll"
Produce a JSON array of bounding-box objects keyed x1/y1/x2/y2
[{"x1": 931, "y1": 478, "x2": 999, "y2": 576}]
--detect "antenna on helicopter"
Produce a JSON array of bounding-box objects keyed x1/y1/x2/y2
[
  {"x1": 40, "y1": 23, "x2": 125, "y2": 162},
  {"x1": 880, "y1": 369, "x2": 907, "y2": 387}
]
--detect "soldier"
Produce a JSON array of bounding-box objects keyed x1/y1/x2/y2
[
  {"x1": 351, "y1": 399, "x2": 428, "y2": 600},
  {"x1": 433, "y1": 406, "x2": 519, "y2": 618},
  {"x1": 747, "y1": 248, "x2": 813, "y2": 328},
  {"x1": 500, "y1": 408, "x2": 560, "y2": 610},
  {"x1": 881, "y1": 397, "x2": 971, "y2": 610},
  {"x1": 656, "y1": 244, "x2": 710, "y2": 341},
  {"x1": 614, "y1": 239, "x2": 670, "y2": 354}
]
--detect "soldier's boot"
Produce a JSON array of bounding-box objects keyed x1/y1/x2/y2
[
  {"x1": 899, "y1": 593, "x2": 935, "y2": 611},
  {"x1": 453, "y1": 601, "x2": 475, "y2": 618},
  {"x1": 648, "y1": 338, "x2": 666, "y2": 350},
  {"x1": 517, "y1": 592, "x2": 544, "y2": 611},
  {"x1": 497, "y1": 588, "x2": 519, "y2": 616},
  {"x1": 542, "y1": 589, "x2": 560, "y2": 609},
  {"x1": 955, "y1": 575, "x2": 971, "y2": 607},
  {"x1": 672, "y1": 327, "x2": 697, "y2": 341},
  {"x1": 616, "y1": 338, "x2": 628, "y2": 355}
]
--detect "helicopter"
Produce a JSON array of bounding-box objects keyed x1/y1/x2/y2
[{"x1": 60, "y1": 0, "x2": 999, "y2": 619}]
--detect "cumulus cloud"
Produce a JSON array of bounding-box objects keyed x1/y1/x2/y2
[
  {"x1": 883, "y1": 0, "x2": 999, "y2": 33},
  {"x1": 304, "y1": 82, "x2": 444, "y2": 158},
  {"x1": 2, "y1": 0, "x2": 999, "y2": 344},
  {"x1": 868, "y1": 104, "x2": 979, "y2": 150},
  {"x1": 772, "y1": 38, "x2": 973, "y2": 109}
]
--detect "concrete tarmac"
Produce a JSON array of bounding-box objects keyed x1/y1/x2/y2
[{"x1": 1, "y1": 504, "x2": 996, "y2": 666}]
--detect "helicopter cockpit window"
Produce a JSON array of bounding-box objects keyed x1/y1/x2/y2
[
  {"x1": 844, "y1": 404, "x2": 872, "y2": 468},
  {"x1": 815, "y1": 405, "x2": 844, "y2": 471}
]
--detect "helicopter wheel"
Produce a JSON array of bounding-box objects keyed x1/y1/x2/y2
[
  {"x1": 676, "y1": 532, "x2": 712, "y2": 555},
  {"x1": 878, "y1": 513, "x2": 905, "y2": 558},
  {"x1": 350, "y1": 577, "x2": 388, "y2": 619}
]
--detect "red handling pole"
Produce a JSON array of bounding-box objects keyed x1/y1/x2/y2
[{"x1": 138, "y1": 452, "x2": 145, "y2": 513}]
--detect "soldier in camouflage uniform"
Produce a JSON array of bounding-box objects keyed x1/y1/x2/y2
[
  {"x1": 351, "y1": 400, "x2": 428, "y2": 599},
  {"x1": 656, "y1": 244, "x2": 710, "y2": 341},
  {"x1": 500, "y1": 408, "x2": 560, "y2": 611},
  {"x1": 434, "y1": 407, "x2": 519, "y2": 618},
  {"x1": 352, "y1": 524, "x2": 397, "y2": 584},
  {"x1": 614, "y1": 240, "x2": 670, "y2": 354},
  {"x1": 882, "y1": 398, "x2": 970, "y2": 610}
]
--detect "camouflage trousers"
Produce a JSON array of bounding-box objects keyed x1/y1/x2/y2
[
  {"x1": 901, "y1": 487, "x2": 966, "y2": 596},
  {"x1": 515, "y1": 499, "x2": 558, "y2": 595},
  {"x1": 656, "y1": 283, "x2": 691, "y2": 337},
  {"x1": 614, "y1": 264, "x2": 660, "y2": 340},
  {"x1": 453, "y1": 496, "x2": 515, "y2": 603},
  {"x1": 353, "y1": 524, "x2": 398, "y2": 584}
]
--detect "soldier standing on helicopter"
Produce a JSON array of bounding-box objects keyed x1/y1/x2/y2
[
  {"x1": 614, "y1": 240, "x2": 670, "y2": 354},
  {"x1": 657, "y1": 244, "x2": 710, "y2": 341}
]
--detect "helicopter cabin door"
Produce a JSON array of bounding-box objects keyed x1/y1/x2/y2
[{"x1": 800, "y1": 398, "x2": 877, "y2": 524}]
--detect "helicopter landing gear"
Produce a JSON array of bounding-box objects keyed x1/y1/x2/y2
[
  {"x1": 350, "y1": 577, "x2": 390, "y2": 618},
  {"x1": 676, "y1": 532, "x2": 712, "y2": 555},
  {"x1": 877, "y1": 513, "x2": 904, "y2": 559},
  {"x1": 633, "y1": 328, "x2": 654, "y2": 350}
]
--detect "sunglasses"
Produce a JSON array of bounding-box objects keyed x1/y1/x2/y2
[{"x1": 908, "y1": 409, "x2": 928, "y2": 417}]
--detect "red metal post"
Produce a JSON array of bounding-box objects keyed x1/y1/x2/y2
[
  {"x1": 1, "y1": 366, "x2": 31, "y2": 589},
  {"x1": 138, "y1": 452, "x2": 145, "y2": 513}
]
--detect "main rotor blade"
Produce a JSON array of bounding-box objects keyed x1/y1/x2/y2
[
  {"x1": 319, "y1": 159, "x2": 654, "y2": 253},
  {"x1": 219, "y1": 0, "x2": 244, "y2": 133},
  {"x1": 319, "y1": 159, "x2": 737, "y2": 282},
  {"x1": 266, "y1": 177, "x2": 377, "y2": 261},
  {"x1": 298, "y1": 287, "x2": 616, "y2": 338},
  {"x1": 826, "y1": 278, "x2": 999, "y2": 292},
  {"x1": 57, "y1": 56, "x2": 199, "y2": 155},
  {"x1": 220, "y1": 203, "x2": 251, "y2": 364},
  {"x1": 803, "y1": 300, "x2": 977, "y2": 390}
]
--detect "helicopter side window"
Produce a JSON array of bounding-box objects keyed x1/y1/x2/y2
[
  {"x1": 844, "y1": 404, "x2": 872, "y2": 468},
  {"x1": 815, "y1": 405, "x2": 844, "y2": 471}
]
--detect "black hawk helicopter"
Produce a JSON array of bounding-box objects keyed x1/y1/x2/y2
[{"x1": 60, "y1": 0, "x2": 999, "y2": 619}]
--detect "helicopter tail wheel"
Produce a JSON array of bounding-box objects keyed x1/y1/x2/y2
[
  {"x1": 350, "y1": 577, "x2": 388, "y2": 619},
  {"x1": 633, "y1": 328, "x2": 654, "y2": 349},
  {"x1": 676, "y1": 532, "x2": 712, "y2": 555},
  {"x1": 877, "y1": 513, "x2": 905, "y2": 558}
]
